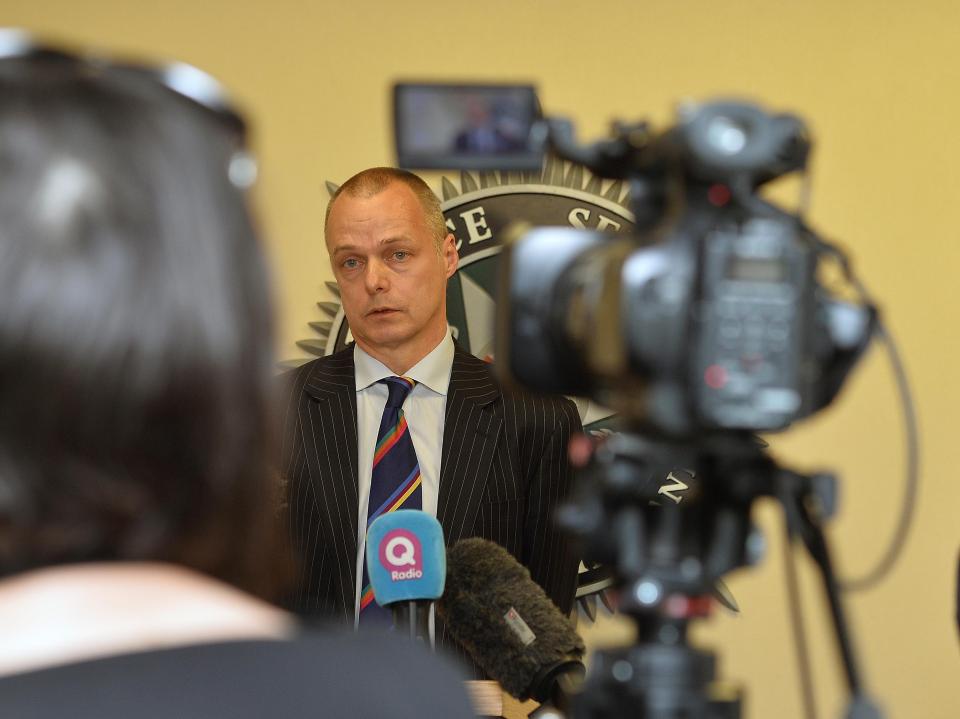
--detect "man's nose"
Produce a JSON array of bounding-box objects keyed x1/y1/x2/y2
[{"x1": 364, "y1": 260, "x2": 390, "y2": 294}]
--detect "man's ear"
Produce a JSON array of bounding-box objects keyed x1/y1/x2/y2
[{"x1": 442, "y1": 233, "x2": 458, "y2": 278}]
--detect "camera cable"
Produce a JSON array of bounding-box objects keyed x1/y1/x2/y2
[{"x1": 814, "y1": 241, "x2": 921, "y2": 592}]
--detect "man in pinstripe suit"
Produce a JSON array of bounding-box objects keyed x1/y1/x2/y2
[{"x1": 278, "y1": 168, "x2": 582, "y2": 647}]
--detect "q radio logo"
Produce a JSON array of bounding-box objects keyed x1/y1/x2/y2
[{"x1": 379, "y1": 528, "x2": 424, "y2": 582}]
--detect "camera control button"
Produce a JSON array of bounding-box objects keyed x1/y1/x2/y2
[
  {"x1": 755, "y1": 388, "x2": 801, "y2": 413},
  {"x1": 719, "y1": 320, "x2": 741, "y2": 340}
]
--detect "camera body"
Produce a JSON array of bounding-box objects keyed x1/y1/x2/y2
[
  {"x1": 496, "y1": 100, "x2": 873, "y2": 436},
  {"x1": 693, "y1": 215, "x2": 816, "y2": 430}
]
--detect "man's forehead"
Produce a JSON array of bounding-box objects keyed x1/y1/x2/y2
[
  {"x1": 328, "y1": 212, "x2": 409, "y2": 234},
  {"x1": 330, "y1": 182, "x2": 421, "y2": 220},
  {"x1": 327, "y1": 187, "x2": 427, "y2": 246}
]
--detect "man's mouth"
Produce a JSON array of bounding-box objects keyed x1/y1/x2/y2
[{"x1": 367, "y1": 307, "x2": 400, "y2": 317}]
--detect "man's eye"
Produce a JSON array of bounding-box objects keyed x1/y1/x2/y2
[
  {"x1": 342, "y1": 258, "x2": 360, "y2": 270},
  {"x1": 392, "y1": 251, "x2": 409, "y2": 261}
]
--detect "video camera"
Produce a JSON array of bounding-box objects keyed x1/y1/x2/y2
[
  {"x1": 394, "y1": 83, "x2": 887, "y2": 718},
  {"x1": 395, "y1": 84, "x2": 875, "y2": 437}
]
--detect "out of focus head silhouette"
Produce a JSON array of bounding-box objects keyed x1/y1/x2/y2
[
  {"x1": 0, "y1": 34, "x2": 477, "y2": 719},
  {"x1": 0, "y1": 30, "x2": 279, "y2": 595}
]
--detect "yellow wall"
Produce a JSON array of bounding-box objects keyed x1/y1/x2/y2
[{"x1": 7, "y1": 1, "x2": 958, "y2": 716}]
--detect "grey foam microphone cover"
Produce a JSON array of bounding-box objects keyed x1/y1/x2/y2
[{"x1": 437, "y1": 537, "x2": 584, "y2": 700}]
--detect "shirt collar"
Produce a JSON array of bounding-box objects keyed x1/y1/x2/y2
[{"x1": 353, "y1": 328, "x2": 455, "y2": 396}]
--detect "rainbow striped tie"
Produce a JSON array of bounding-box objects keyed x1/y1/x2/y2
[{"x1": 359, "y1": 376, "x2": 422, "y2": 623}]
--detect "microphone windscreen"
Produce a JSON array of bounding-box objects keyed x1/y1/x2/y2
[
  {"x1": 365, "y1": 510, "x2": 446, "y2": 606},
  {"x1": 437, "y1": 537, "x2": 584, "y2": 699}
]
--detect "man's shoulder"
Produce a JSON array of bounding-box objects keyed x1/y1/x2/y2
[
  {"x1": 277, "y1": 345, "x2": 355, "y2": 402},
  {"x1": 450, "y1": 344, "x2": 495, "y2": 376},
  {"x1": 499, "y1": 383, "x2": 581, "y2": 427},
  {"x1": 450, "y1": 346, "x2": 579, "y2": 422}
]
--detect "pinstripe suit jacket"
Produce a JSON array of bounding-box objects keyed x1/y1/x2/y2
[{"x1": 278, "y1": 343, "x2": 582, "y2": 627}]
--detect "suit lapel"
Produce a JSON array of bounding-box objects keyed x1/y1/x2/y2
[
  {"x1": 436, "y1": 347, "x2": 502, "y2": 545},
  {"x1": 302, "y1": 349, "x2": 359, "y2": 619}
]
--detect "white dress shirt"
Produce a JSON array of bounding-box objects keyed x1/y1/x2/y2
[{"x1": 352, "y1": 329, "x2": 454, "y2": 622}]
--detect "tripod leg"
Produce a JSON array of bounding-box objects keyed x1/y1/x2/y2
[
  {"x1": 782, "y1": 526, "x2": 817, "y2": 719},
  {"x1": 778, "y1": 473, "x2": 884, "y2": 719}
]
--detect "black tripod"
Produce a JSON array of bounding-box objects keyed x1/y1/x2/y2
[{"x1": 560, "y1": 431, "x2": 884, "y2": 719}]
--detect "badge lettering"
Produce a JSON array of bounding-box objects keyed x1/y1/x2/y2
[
  {"x1": 567, "y1": 207, "x2": 623, "y2": 232},
  {"x1": 459, "y1": 206, "x2": 493, "y2": 246},
  {"x1": 658, "y1": 470, "x2": 691, "y2": 505}
]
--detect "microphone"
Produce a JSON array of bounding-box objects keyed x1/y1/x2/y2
[
  {"x1": 437, "y1": 537, "x2": 585, "y2": 711},
  {"x1": 365, "y1": 509, "x2": 446, "y2": 643}
]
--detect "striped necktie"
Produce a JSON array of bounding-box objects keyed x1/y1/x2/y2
[{"x1": 359, "y1": 376, "x2": 422, "y2": 623}]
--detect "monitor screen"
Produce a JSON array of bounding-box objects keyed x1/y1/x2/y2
[{"x1": 394, "y1": 82, "x2": 543, "y2": 171}]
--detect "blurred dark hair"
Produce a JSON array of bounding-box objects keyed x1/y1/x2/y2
[{"x1": 0, "y1": 49, "x2": 286, "y2": 597}]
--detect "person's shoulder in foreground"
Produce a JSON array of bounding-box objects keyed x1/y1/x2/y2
[{"x1": 0, "y1": 629, "x2": 476, "y2": 719}]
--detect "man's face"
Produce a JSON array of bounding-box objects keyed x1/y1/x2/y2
[{"x1": 325, "y1": 182, "x2": 458, "y2": 360}]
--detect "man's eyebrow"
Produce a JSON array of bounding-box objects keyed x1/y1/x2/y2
[
  {"x1": 331, "y1": 236, "x2": 410, "y2": 254},
  {"x1": 329, "y1": 243, "x2": 358, "y2": 257}
]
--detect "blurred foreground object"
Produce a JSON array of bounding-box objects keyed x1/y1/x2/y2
[{"x1": 0, "y1": 30, "x2": 474, "y2": 719}]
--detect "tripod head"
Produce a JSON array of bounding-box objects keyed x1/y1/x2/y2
[{"x1": 561, "y1": 431, "x2": 772, "y2": 600}]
